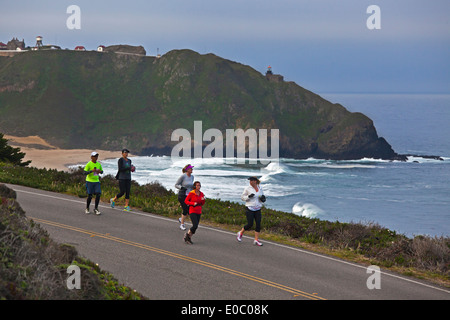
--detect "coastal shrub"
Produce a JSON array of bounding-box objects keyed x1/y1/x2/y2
[{"x1": 412, "y1": 236, "x2": 449, "y2": 273}]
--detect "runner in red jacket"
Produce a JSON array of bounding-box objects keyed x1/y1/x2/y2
[{"x1": 183, "y1": 181, "x2": 205, "y2": 244}]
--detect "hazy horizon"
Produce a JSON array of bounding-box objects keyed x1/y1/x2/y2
[{"x1": 1, "y1": 0, "x2": 449, "y2": 94}]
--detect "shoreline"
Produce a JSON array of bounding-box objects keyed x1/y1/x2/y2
[
  {"x1": 5, "y1": 135, "x2": 121, "y2": 171},
  {"x1": 5, "y1": 135, "x2": 446, "y2": 172}
]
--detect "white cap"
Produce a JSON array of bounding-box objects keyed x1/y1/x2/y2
[{"x1": 91, "y1": 152, "x2": 99, "y2": 157}]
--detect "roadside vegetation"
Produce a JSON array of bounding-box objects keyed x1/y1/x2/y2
[
  {"x1": 1, "y1": 161, "x2": 448, "y2": 291},
  {"x1": 0, "y1": 183, "x2": 146, "y2": 299},
  {"x1": 0, "y1": 133, "x2": 30, "y2": 167}
]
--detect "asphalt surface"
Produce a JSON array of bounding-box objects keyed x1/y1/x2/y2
[{"x1": 8, "y1": 183, "x2": 450, "y2": 300}]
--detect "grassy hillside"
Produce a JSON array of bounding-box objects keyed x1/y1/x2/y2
[{"x1": 0, "y1": 49, "x2": 403, "y2": 160}]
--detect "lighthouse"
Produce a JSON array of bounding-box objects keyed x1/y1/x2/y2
[{"x1": 265, "y1": 65, "x2": 284, "y2": 83}]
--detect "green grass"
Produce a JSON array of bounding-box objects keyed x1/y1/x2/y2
[{"x1": 1, "y1": 162, "x2": 448, "y2": 288}]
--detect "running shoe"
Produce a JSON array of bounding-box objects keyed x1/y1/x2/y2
[
  {"x1": 110, "y1": 198, "x2": 115, "y2": 208},
  {"x1": 178, "y1": 217, "x2": 186, "y2": 230},
  {"x1": 123, "y1": 206, "x2": 131, "y2": 212},
  {"x1": 253, "y1": 239, "x2": 263, "y2": 246},
  {"x1": 85, "y1": 208, "x2": 89, "y2": 214},
  {"x1": 184, "y1": 232, "x2": 193, "y2": 244},
  {"x1": 94, "y1": 208, "x2": 101, "y2": 215},
  {"x1": 236, "y1": 231, "x2": 242, "y2": 242}
]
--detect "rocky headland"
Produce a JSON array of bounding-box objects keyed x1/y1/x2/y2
[{"x1": 0, "y1": 48, "x2": 410, "y2": 161}]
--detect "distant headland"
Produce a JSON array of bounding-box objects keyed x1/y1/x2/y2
[{"x1": 0, "y1": 35, "x2": 432, "y2": 162}]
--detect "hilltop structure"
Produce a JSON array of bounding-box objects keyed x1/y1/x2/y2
[
  {"x1": 0, "y1": 35, "x2": 150, "y2": 57},
  {"x1": 0, "y1": 37, "x2": 26, "y2": 56},
  {"x1": 6, "y1": 38, "x2": 25, "y2": 51},
  {"x1": 265, "y1": 65, "x2": 284, "y2": 83},
  {"x1": 29, "y1": 36, "x2": 60, "y2": 51},
  {"x1": 35, "y1": 36, "x2": 43, "y2": 49}
]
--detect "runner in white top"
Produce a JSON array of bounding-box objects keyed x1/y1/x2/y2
[{"x1": 237, "y1": 176, "x2": 266, "y2": 246}]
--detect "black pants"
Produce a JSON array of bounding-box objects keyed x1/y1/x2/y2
[
  {"x1": 244, "y1": 208, "x2": 262, "y2": 232},
  {"x1": 189, "y1": 213, "x2": 201, "y2": 234},
  {"x1": 116, "y1": 179, "x2": 131, "y2": 199},
  {"x1": 178, "y1": 194, "x2": 189, "y2": 216},
  {"x1": 87, "y1": 194, "x2": 100, "y2": 209}
]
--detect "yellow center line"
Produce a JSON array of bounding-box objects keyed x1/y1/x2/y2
[{"x1": 30, "y1": 216, "x2": 326, "y2": 300}]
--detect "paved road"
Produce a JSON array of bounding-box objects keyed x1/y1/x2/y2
[{"x1": 8, "y1": 184, "x2": 450, "y2": 300}]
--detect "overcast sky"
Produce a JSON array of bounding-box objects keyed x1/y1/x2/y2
[{"x1": 1, "y1": 0, "x2": 449, "y2": 93}]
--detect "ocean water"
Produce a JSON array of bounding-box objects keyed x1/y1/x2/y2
[{"x1": 86, "y1": 94, "x2": 450, "y2": 237}]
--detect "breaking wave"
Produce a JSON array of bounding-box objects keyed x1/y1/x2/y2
[{"x1": 292, "y1": 202, "x2": 325, "y2": 219}]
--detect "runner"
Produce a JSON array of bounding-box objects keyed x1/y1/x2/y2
[
  {"x1": 84, "y1": 151, "x2": 103, "y2": 215},
  {"x1": 110, "y1": 148, "x2": 135, "y2": 212},
  {"x1": 175, "y1": 164, "x2": 194, "y2": 230},
  {"x1": 183, "y1": 181, "x2": 205, "y2": 244},
  {"x1": 237, "y1": 176, "x2": 266, "y2": 246}
]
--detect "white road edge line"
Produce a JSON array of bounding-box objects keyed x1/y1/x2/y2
[{"x1": 11, "y1": 185, "x2": 450, "y2": 294}]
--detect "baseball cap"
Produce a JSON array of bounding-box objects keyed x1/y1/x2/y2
[{"x1": 91, "y1": 152, "x2": 99, "y2": 157}]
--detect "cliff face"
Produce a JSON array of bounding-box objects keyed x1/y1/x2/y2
[{"x1": 0, "y1": 49, "x2": 404, "y2": 160}]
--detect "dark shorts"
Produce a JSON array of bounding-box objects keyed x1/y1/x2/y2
[
  {"x1": 244, "y1": 208, "x2": 262, "y2": 233},
  {"x1": 86, "y1": 182, "x2": 101, "y2": 195}
]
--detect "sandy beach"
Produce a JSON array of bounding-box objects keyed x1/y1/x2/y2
[{"x1": 4, "y1": 135, "x2": 121, "y2": 171}]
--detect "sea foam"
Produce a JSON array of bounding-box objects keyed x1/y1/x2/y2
[{"x1": 292, "y1": 202, "x2": 324, "y2": 219}]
